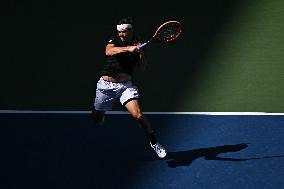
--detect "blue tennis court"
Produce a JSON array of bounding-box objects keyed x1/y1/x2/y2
[{"x1": 1, "y1": 112, "x2": 284, "y2": 189}]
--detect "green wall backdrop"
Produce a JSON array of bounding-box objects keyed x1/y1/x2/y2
[{"x1": 1, "y1": 0, "x2": 284, "y2": 112}]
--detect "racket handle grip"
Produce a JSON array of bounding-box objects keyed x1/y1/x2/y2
[{"x1": 139, "y1": 42, "x2": 147, "y2": 48}]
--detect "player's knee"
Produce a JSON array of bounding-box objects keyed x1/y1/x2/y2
[
  {"x1": 92, "y1": 110, "x2": 105, "y2": 124},
  {"x1": 132, "y1": 112, "x2": 143, "y2": 121}
]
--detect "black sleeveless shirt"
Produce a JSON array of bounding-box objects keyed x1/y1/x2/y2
[{"x1": 101, "y1": 35, "x2": 141, "y2": 77}]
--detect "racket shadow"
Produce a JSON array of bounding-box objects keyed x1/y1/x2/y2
[{"x1": 145, "y1": 143, "x2": 284, "y2": 168}]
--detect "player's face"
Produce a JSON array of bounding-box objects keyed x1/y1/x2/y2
[{"x1": 117, "y1": 29, "x2": 132, "y2": 42}]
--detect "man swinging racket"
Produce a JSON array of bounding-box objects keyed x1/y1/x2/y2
[{"x1": 91, "y1": 17, "x2": 168, "y2": 158}]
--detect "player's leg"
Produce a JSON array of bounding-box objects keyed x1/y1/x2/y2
[
  {"x1": 124, "y1": 99, "x2": 153, "y2": 133},
  {"x1": 91, "y1": 109, "x2": 105, "y2": 125},
  {"x1": 92, "y1": 78, "x2": 117, "y2": 125},
  {"x1": 124, "y1": 99, "x2": 167, "y2": 158}
]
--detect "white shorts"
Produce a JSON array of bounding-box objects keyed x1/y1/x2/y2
[{"x1": 94, "y1": 77, "x2": 140, "y2": 111}]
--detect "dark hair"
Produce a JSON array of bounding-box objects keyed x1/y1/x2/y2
[{"x1": 117, "y1": 16, "x2": 134, "y2": 27}]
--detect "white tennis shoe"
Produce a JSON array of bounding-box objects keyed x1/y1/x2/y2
[{"x1": 150, "y1": 142, "x2": 167, "y2": 159}]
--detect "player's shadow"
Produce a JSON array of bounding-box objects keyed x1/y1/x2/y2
[
  {"x1": 164, "y1": 143, "x2": 249, "y2": 168},
  {"x1": 147, "y1": 143, "x2": 284, "y2": 168}
]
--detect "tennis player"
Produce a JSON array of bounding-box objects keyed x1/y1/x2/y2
[{"x1": 92, "y1": 17, "x2": 167, "y2": 158}]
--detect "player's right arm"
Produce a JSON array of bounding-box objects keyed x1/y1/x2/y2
[{"x1": 105, "y1": 44, "x2": 139, "y2": 56}]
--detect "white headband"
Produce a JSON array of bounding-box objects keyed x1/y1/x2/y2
[{"x1": 117, "y1": 24, "x2": 132, "y2": 31}]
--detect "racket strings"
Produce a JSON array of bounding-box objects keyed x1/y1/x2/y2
[{"x1": 157, "y1": 23, "x2": 182, "y2": 42}]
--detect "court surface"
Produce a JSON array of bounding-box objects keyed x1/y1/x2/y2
[{"x1": 1, "y1": 112, "x2": 284, "y2": 189}]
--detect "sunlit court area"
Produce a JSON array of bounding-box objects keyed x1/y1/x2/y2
[{"x1": 1, "y1": 0, "x2": 284, "y2": 188}]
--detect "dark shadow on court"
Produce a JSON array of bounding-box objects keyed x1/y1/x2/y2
[
  {"x1": 145, "y1": 143, "x2": 284, "y2": 168},
  {"x1": 166, "y1": 143, "x2": 249, "y2": 168}
]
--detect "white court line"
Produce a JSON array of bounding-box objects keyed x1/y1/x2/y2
[{"x1": 0, "y1": 110, "x2": 283, "y2": 115}]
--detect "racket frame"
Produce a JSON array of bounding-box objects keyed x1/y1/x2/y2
[{"x1": 139, "y1": 20, "x2": 183, "y2": 48}]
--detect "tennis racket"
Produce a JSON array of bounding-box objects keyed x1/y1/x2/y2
[{"x1": 139, "y1": 20, "x2": 183, "y2": 48}]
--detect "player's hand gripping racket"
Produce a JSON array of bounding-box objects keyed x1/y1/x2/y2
[{"x1": 139, "y1": 20, "x2": 183, "y2": 48}]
